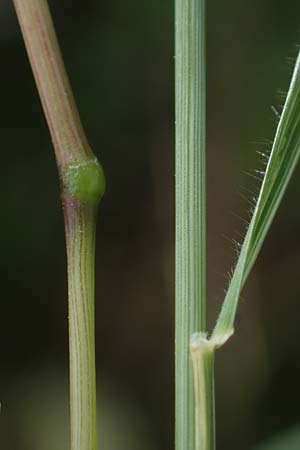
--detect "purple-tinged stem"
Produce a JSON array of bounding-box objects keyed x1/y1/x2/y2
[{"x1": 12, "y1": 1, "x2": 105, "y2": 449}]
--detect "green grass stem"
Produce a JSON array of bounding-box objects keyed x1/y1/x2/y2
[
  {"x1": 63, "y1": 196, "x2": 98, "y2": 450},
  {"x1": 175, "y1": 0, "x2": 207, "y2": 449}
]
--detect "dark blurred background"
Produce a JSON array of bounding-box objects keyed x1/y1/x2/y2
[{"x1": 1, "y1": 0, "x2": 300, "y2": 449}]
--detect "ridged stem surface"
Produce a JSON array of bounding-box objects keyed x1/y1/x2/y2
[
  {"x1": 63, "y1": 199, "x2": 97, "y2": 450},
  {"x1": 175, "y1": 0, "x2": 206, "y2": 449},
  {"x1": 12, "y1": 2, "x2": 105, "y2": 450}
]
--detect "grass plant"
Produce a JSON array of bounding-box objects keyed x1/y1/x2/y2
[
  {"x1": 175, "y1": 1, "x2": 300, "y2": 450},
  {"x1": 12, "y1": 1, "x2": 105, "y2": 449},
  {"x1": 11, "y1": 0, "x2": 300, "y2": 449}
]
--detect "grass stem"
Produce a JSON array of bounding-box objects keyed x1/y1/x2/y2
[
  {"x1": 191, "y1": 335, "x2": 215, "y2": 450},
  {"x1": 12, "y1": 1, "x2": 105, "y2": 449},
  {"x1": 12, "y1": 0, "x2": 92, "y2": 166},
  {"x1": 63, "y1": 198, "x2": 98, "y2": 450},
  {"x1": 175, "y1": 0, "x2": 207, "y2": 449}
]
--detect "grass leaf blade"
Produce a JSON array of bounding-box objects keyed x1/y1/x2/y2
[{"x1": 212, "y1": 51, "x2": 300, "y2": 342}]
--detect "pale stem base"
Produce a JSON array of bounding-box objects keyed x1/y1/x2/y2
[{"x1": 191, "y1": 335, "x2": 215, "y2": 450}]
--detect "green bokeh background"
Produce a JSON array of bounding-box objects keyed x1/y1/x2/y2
[{"x1": 1, "y1": 0, "x2": 300, "y2": 449}]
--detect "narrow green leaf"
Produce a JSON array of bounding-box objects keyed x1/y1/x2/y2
[{"x1": 212, "y1": 51, "x2": 300, "y2": 343}]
